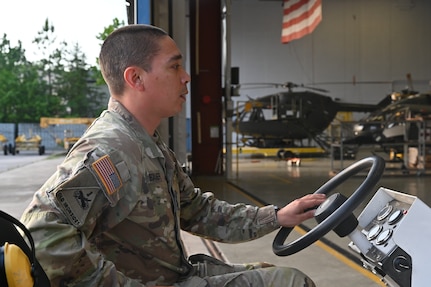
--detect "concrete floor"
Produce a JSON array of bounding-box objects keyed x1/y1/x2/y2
[{"x1": 192, "y1": 147, "x2": 431, "y2": 287}]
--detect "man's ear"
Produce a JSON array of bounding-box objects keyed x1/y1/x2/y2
[{"x1": 124, "y1": 66, "x2": 145, "y2": 91}]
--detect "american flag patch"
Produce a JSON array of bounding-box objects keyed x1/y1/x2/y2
[{"x1": 92, "y1": 155, "x2": 123, "y2": 195}]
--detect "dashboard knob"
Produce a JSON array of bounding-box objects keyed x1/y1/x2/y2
[{"x1": 393, "y1": 256, "x2": 411, "y2": 272}]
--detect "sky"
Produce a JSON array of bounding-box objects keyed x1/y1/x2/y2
[{"x1": 0, "y1": 0, "x2": 129, "y2": 64}]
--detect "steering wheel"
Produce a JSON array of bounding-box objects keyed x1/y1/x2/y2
[{"x1": 273, "y1": 155, "x2": 385, "y2": 256}]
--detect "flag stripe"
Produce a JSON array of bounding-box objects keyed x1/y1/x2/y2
[
  {"x1": 282, "y1": 0, "x2": 321, "y2": 30},
  {"x1": 282, "y1": 0, "x2": 316, "y2": 25},
  {"x1": 282, "y1": 11, "x2": 322, "y2": 43},
  {"x1": 281, "y1": 0, "x2": 322, "y2": 44},
  {"x1": 92, "y1": 155, "x2": 122, "y2": 195}
]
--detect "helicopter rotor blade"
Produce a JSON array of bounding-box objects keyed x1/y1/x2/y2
[
  {"x1": 299, "y1": 84, "x2": 328, "y2": 93},
  {"x1": 279, "y1": 82, "x2": 329, "y2": 93},
  {"x1": 306, "y1": 80, "x2": 393, "y2": 86},
  {"x1": 235, "y1": 82, "x2": 329, "y2": 93},
  {"x1": 236, "y1": 83, "x2": 288, "y2": 90}
]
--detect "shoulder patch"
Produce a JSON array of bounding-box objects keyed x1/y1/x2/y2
[
  {"x1": 92, "y1": 155, "x2": 123, "y2": 195},
  {"x1": 89, "y1": 152, "x2": 130, "y2": 206},
  {"x1": 52, "y1": 167, "x2": 101, "y2": 227},
  {"x1": 56, "y1": 188, "x2": 98, "y2": 227}
]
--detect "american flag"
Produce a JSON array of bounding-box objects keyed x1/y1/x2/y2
[
  {"x1": 281, "y1": 0, "x2": 322, "y2": 44},
  {"x1": 92, "y1": 155, "x2": 122, "y2": 195}
]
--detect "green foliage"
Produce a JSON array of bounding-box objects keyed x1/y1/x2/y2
[
  {"x1": 0, "y1": 18, "x2": 123, "y2": 123},
  {"x1": 97, "y1": 18, "x2": 125, "y2": 43},
  {"x1": 93, "y1": 18, "x2": 125, "y2": 85},
  {"x1": 0, "y1": 34, "x2": 54, "y2": 122}
]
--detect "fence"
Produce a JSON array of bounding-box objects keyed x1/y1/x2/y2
[{"x1": 0, "y1": 122, "x2": 89, "y2": 151}]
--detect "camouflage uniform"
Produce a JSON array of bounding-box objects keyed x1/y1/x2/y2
[{"x1": 21, "y1": 98, "x2": 315, "y2": 287}]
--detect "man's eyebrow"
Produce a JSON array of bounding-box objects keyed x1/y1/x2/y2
[{"x1": 169, "y1": 54, "x2": 183, "y2": 62}]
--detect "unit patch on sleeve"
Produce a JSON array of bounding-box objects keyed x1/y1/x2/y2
[
  {"x1": 92, "y1": 154, "x2": 123, "y2": 195},
  {"x1": 56, "y1": 188, "x2": 98, "y2": 227},
  {"x1": 52, "y1": 167, "x2": 101, "y2": 228}
]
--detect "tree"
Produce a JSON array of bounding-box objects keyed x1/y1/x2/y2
[
  {"x1": 56, "y1": 43, "x2": 105, "y2": 117},
  {"x1": 32, "y1": 18, "x2": 107, "y2": 118},
  {"x1": 0, "y1": 18, "x2": 124, "y2": 124},
  {"x1": 91, "y1": 18, "x2": 125, "y2": 85},
  {"x1": 0, "y1": 34, "x2": 56, "y2": 123}
]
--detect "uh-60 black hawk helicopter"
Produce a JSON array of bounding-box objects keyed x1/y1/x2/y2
[{"x1": 232, "y1": 82, "x2": 386, "y2": 159}]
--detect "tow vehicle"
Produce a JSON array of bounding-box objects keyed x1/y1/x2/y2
[
  {"x1": 14, "y1": 134, "x2": 45, "y2": 155},
  {"x1": 273, "y1": 155, "x2": 430, "y2": 286},
  {"x1": 40, "y1": 117, "x2": 95, "y2": 151},
  {"x1": 1, "y1": 133, "x2": 9, "y2": 155},
  {"x1": 1, "y1": 132, "x2": 46, "y2": 156}
]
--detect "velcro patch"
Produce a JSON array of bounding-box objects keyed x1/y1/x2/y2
[
  {"x1": 53, "y1": 168, "x2": 100, "y2": 227},
  {"x1": 92, "y1": 155, "x2": 123, "y2": 195},
  {"x1": 56, "y1": 188, "x2": 98, "y2": 227}
]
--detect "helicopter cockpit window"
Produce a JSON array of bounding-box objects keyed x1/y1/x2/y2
[
  {"x1": 249, "y1": 108, "x2": 266, "y2": 121},
  {"x1": 284, "y1": 109, "x2": 295, "y2": 118},
  {"x1": 279, "y1": 98, "x2": 300, "y2": 119}
]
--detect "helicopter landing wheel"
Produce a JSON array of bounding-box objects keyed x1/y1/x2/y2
[
  {"x1": 283, "y1": 150, "x2": 294, "y2": 159},
  {"x1": 277, "y1": 149, "x2": 297, "y2": 160},
  {"x1": 277, "y1": 149, "x2": 285, "y2": 159}
]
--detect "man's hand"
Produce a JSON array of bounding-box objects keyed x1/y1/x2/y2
[{"x1": 276, "y1": 194, "x2": 326, "y2": 227}]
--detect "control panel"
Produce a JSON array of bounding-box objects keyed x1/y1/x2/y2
[{"x1": 349, "y1": 187, "x2": 431, "y2": 287}]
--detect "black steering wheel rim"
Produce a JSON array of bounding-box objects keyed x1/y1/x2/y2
[{"x1": 273, "y1": 155, "x2": 385, "y2": 256}]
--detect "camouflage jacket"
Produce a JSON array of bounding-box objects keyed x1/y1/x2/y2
[{"x1": 21, "y1": 98, "x2": 280, "y2": 286}]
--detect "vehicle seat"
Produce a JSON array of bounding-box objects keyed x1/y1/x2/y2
[{"x1": 0, "y1": 210, "x2": 50, "y2": 287}]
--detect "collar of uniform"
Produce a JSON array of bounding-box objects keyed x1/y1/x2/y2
[
  {"x1": 108, "y1": 97, "x2": 136, "y2": 125},
  {"x1": 108, "y1": 97, "x2": 164, "y2": 159}
]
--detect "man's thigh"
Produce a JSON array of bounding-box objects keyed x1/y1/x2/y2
[{"x1": 176, "y1": 267, "x2": 315, "y2": 287}]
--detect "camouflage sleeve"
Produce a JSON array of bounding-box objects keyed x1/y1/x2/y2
[
  {"x1": 21, "y1": 147, "x2": 149, "y2": 286},
  {"x1": 178, "y1": 168, "x2": 280, "y2": 243},
  {"x1": 170, "y1": 146, "x2": 280, "y2": 243},
  {"x1": 22, "y1": 209, "x2": 148, "y2": 286}
]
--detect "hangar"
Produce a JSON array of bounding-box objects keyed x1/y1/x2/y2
[
  {"x1": 126, "y1": 0, "x2": 431, "y2": 177},
  {"x1": 1, "y1": 1, "x2": 430, "y2": 286},
  {"x1": 124, "y1": 1, "x2": 431, "y2": 286}
]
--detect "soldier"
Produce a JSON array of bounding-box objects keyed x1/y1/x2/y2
[{"x1": 21, "y1": 24, "x2": 326, "y2": 287}]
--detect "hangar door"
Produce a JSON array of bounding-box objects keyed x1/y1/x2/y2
[{"x1": 189, "y1": 0, "x2": 223, "y2": 176}]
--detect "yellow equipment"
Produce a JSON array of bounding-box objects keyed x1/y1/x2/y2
[
  {"x1": 40, "y1": 117, "x2": 95, "y2": 151},
  {"x1": 0, "y1": 134, "x2": 7, "y2": 144},
  {"x1": 1, "y1": 242, "x2": 34, "y2": 287},
  {"x1": 14, "y1": 134, "x2": 45, "y2": 155},
  {"x1": 1, "y1": 133, "x2": 11, "y2": 155},
  {"x1": 0, "y1": 209, "x2": 51, "y2": 286}
]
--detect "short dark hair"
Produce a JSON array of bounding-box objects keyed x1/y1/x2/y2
[{"x1": 99, "y1": 24, "x2": 168, "y2": 95}]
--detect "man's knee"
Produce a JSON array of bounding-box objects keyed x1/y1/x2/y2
[{"x1": 276, "y1": 266, "x2": 316, "y2": 287}]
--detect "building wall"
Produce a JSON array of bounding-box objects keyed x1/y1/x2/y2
[{"x1": 230, "y1": 0, "x2": 431, "y2": 109}]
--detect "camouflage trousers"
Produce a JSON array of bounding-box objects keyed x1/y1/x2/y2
[{"x1": 174, "y1": 254, "x2": 315, "y2": 287}]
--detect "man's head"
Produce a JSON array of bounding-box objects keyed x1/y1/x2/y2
[
  {"x1": 99, "y1": 24, "x2": 168, "y2": 96},
  {"x1": 99, "y1": 24, "x2": 190, "y2": 132}
]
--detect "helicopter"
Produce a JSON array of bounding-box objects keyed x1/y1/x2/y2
[
  {"x1": 342, "y1": 91, "x2": 431, "y2": 153},
  {"x1": 232, "y1": 82, "x2": 383, "y2": 153}
]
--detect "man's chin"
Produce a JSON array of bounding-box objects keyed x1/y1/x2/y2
[{"x1": 167, "y1": 107, "x2": 184, "y2": 118}]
